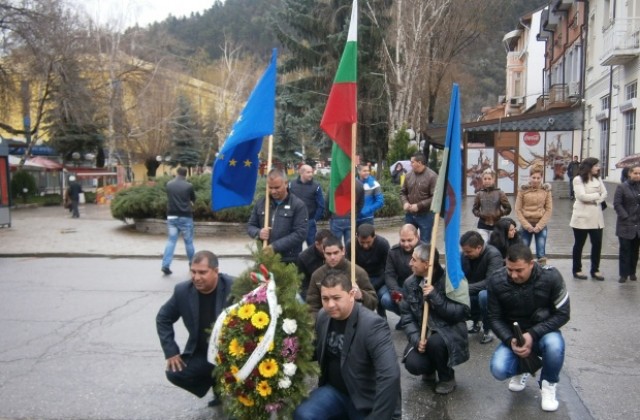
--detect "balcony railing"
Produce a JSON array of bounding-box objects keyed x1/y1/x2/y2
[{"x1": 601, "y1": 17, "x2": 640, "y2": 66}]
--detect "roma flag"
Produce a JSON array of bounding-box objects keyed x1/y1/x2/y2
[
  {"x1": 430, "y1": 83, "x2": 469, "y2": 306},
  {"x1": 211, "y1": 49, "x2": 277, "y2": 211},
  {"x1": 320, "y1": 0, "x2": 357, "y2": 216}
]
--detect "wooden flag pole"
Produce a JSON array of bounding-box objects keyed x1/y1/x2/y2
[
  {"x1": 420, "y1": 213, "x2": 441, "y2": 342},
  {"x1": 350, "y1": 123, "x2": 357, "y2": 286},
  {"x1": 262, "y1": 134, "x2": 274, "y2": 247}
]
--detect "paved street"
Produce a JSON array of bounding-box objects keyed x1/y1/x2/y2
[{"x1": 0, "y1": 196, "x2": 636, "y2": 419}]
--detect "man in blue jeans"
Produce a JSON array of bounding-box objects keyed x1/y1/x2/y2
[
  {"x1": 487, "y1": 244, "x2": 570, "y2": 412},
  {"x1": 400, "y1": 153, "x2": 437, "y2": 243},
  {"x1": 161, "y1": 167, "x2": 196, "y2": 275},
  {"x1": 459, "y1": 230, "x2": 503, "y2": 344}
]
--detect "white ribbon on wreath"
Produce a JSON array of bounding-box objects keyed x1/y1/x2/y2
[{"x1": 208, "y1": 272, "x2": 279, "y2": 381}]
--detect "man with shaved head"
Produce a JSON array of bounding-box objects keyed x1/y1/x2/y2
[
  {"x1": 289, "y1": 164, "x2": 325, "y2": 246},
  {"x1": 383, "y1": 224, "x2": 425, "y2": 321}
]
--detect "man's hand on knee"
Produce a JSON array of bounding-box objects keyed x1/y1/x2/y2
[{"x1": 166, "y1": 355, "x2": 186, "y2": 372}]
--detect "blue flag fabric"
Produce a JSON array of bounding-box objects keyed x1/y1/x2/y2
[
  {"x1": 211, "y1": 49, "x2": 277, "y2": 211},
  {"x1": 430, "y1": 83, "x2": 469, "y2": 306}
]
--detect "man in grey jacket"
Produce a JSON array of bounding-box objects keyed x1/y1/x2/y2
[
  {"x1": 247, "y1": 169, "x2": 308, "y2": 263},
  {"x1": 294, "y1": 271, "x2": 401, "y2": 419}
]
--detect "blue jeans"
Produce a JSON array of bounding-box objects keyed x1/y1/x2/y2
[
  {"x1": 405, "y1": 212, "x2": 435, "y2": 243},
  {"x1": 519, "y1": 226, "x2": 547, "y2": 259},
  {"x1": 490, "y1": 331, "x2": 565, "y2": 384},
  {"x1": 306, "y1": 219, "x2": 317, "y2": 247},
  {"x1": 330, "y1": 217, "x2": 351, "y2": 245},
  {"x1": 162, "y1": 217, "x2": 195, "y2": 269},
  {"x1": 378, "y1": 285, "x2": 400, "y2": 316},
  {"x1": 294, "y1": 385, "x2": 365, "y2": 420},
  {"x1": 470, "y1": 290, "x2": 488, "y2": 332}
]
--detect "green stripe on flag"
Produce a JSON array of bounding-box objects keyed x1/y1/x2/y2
[{"x1": 334, "y1": 42, "x2": 357, "y2": 83}]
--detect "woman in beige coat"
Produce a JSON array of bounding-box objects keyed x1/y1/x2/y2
[
  {"x1": 515, "y1": 165, "x2": 553, "y2": 264},
  {"x1": 570, "y1": 157, "x2": 608, "y2": 280}
]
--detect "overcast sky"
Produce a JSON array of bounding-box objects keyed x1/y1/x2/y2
[{"x1": 70, "y1": 0, "x2": 214, "y2": 28}]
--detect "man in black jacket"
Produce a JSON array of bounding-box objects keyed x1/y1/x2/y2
[
  {"x1": 289, "y1": 164, "x2": 325, "y2": 246},
  {"x1": 296, "y1": 229, "x2": 335, "y2": 300},
  {"x1": 383, "y1": 224, "x2": 423, "y2": 318},
  {"x1": 460, "y1": 230, "x2": 504, "y2": 344},
  {"x1": 294, "y1": 271, "x2": 401, "y2": 419},
  {"x1": 247, "y1": 169, "x2": 308, "y2": 263},
  {"x1": 66, "y1": 175, "x2": 83, "y2": 218},
  {"x1": 156, "y1": 251, "x2": 233, "y2": 407},
  {"x1": 488, "y1": 244, "x2": 570, "y2": 412},
  {"x1": 161, "y1": 167, "x2": 196, "y2": 275}
]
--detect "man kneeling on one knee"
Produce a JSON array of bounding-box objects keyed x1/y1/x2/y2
[{"x1": 487, "y1": 244, "x2": 570, "y2": 412}]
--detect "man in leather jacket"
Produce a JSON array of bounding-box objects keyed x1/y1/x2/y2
[{"x1": 487, "y1": 243, "x2": 570, "y2": 412}]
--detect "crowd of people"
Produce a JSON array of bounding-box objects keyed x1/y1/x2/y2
[{"x1": 155, "y1": 154, "x2": 640, "y2": 417}]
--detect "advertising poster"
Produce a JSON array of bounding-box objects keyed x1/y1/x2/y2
[
  {"x1": 496, "y1": 148, "x2": 515, "y2": 194},
  {"x1": 466, "y1": 148, "x2": 494, "y2": 196},
  {"x1": 544, "y1": 131, "x2": 573, "y2": 182},
  {"x1": 517, "y1": 131, "x2": 546, "y2": 186}
]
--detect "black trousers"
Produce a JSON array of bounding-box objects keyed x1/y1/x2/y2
[
  {"x1": 619, "y1": 235, "x2": 640, "y2": 277},
  {"x1": 403, "y1": 333, "x2": 454, "y2": 381},
  {"x1": 165, "y1": 352, "x2": 214, "y2": 398},
  {"x1": 572, "y1": 228, "x2": 603, "y2": 274}
]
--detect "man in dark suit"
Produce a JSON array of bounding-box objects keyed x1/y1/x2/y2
[
  {"x1": 156, "y1": 250, "x2": 233, "y2": 407},
  {"x1": 294, "y1": 272, "x2": 401, "y2": 419}
]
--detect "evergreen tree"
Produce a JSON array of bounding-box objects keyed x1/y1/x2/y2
[
  {"x1": 45, "y1": 59, "x2": 105, "y2": 163},
  {"x1": 169, "y1": 95, "x2": 202, "y2": 170}
]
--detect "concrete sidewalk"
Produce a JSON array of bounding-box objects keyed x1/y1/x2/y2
[{"x1": 0, "y1": 195, "x2": 620, "y2": 260}]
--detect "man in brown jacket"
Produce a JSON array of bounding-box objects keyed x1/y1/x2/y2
[
  {"x1": 400, "y1": 152, "x2": 438, "y2": 243},
  {"x1": 306, "y1": 236, "x2": 378, "y2": 320}
]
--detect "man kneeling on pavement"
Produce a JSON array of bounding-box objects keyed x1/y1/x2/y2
[{"x1": 488, "y1": 243, "x2": 570, "y2": 412}]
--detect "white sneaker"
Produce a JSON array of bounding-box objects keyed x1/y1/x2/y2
[
  {"x1": 508, "y1": 373, "x2": 529, "y2": 392},
  {"x1": 540, "y1": 379, "x2": 559, "y2": 412}
]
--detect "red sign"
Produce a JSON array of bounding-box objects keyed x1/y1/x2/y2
[{"x1": 523, "y1": 132, "x2": 541, "y2": 146}]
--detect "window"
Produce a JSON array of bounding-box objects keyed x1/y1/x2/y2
[
  {"x1": 626, "y1": 81, "x2": 638, "y2": 100},
  {"x1": 625, "y1": 111, "x2": 637, "y2": 156},
  {"x1": 601, "y1": 95, "x2": 610, "y2": 110}
]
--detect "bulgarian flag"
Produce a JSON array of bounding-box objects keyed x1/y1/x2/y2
[{"x1": 320, "y1": 0, "x2": 357, "y2": 216}]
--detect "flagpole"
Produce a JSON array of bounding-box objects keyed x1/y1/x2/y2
[
  {"x1": 420, "y1": 215, "x2": 441, "y2": 342},
  {"x1": 263, "y1": 134, "x2": 274, "y2": 247},
  {"x1": 350, "y1": 123, "x2": 357, "y2": 286}
]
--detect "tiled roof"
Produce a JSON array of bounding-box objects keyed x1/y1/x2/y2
[{"x1": 464, "y1": 107, "x2": 583, "y2": 132}]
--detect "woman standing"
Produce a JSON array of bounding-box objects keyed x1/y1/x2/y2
[
  {"x1": 613, "y1": 164, "x2": 640, "y2": 283},
  {"x1": 472, "y1": 168, "x2": 512, "y2": 241},
  {"x1": 570, "y1": 157, "x2": 608, "y2": 280},
  {"x1": 391, "y1": 162, "x2": 407, "y2": 185},
  {"x1": 515, "y1": 165, "x2": 553, "y2": 265},
  {"x1": 488, "y1": 217, "x2": 523, "y2": 259}
]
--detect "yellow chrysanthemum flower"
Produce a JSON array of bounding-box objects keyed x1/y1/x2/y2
[
  {"x1": 257, "y1": 380, "x2": 272, "y2": 397},
  {"x1": 223, "y1": 314, "x2": 231, "y2": 325},
  {"x1": 237, "y1": 395, "x2": 254, "y2": 407},
  {"x1": 251, "y1": 311, "x2": 270, "y2": 329},
  {"x1": 229, "y1": 338, "x2": 245, "y2": 358},
  {"x1": 230, "y1": 365, "x2": 239, "y2": 375},
  {"x1": 258, "y1": 358, "x2": 279, "y2": 378},
  {"x1": 238, "y1": 304, "x2": 256, "y2": 320}
]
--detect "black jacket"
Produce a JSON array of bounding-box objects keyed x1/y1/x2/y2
[
  {"x1": 247, "y1": 193, "x2": 308, "y2": 263},
  {"x1": 166, "y1": 176, "x2": 195, "y2": 217},
  {"x1": 614, "y1": 180, "x2": 640, "y2": 240},
  {"x1": 461, "y1": 244, "x2": 504, "y2": 295},
  {"x1": 346, "y1": 235, "x2": 390, "y2": 290},
  {"x1": 487, "y1": 264, "x2": 570, "y2": 345},
  {"x1": 384, "y1": 242, "x2": 426, "y2": 292},
  {"x1": 289, "y1": 177, "x2": 325, "y2": 221},
  {"x1": 156, "y1": 275, "x2": 233, "y2": 359},
  {"x1": 296, "y1": 245, "x2": 325, "y2": 297},
  {"x1": 399, "y1": 265, "x2": 470, "y2": 368}
]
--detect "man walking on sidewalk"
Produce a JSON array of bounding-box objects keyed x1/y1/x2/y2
[{"x1": 161, "y1": 167, "x2": 196, "y2": 275}]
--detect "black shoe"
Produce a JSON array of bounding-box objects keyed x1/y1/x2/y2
[
  {"x1": 468, "y1": 322, "x2": 481, "y2": 334},
  {"x1": 435, "y1": 378, "x2": 457, "y2": 394},
  {"x1": 395, "y1": 321, "x2": 402, "y2": 331},
  {"x1": 421, "y1": 372, "x2": 436, "y2": 385},
  {"x1": 619, "y1": 276, "x2": 628, "y2": 283},
  {"x1": 207, "y1": 397, "x2": 222, "y2": 407},
  {"x1": 161, "y1": 267, "x2": 172, "y2": 275},
  {"x1": 591, "y1": 272, "x2": 605, "y2": 281},
  {"x1": 573, "y1": 272, "x2": 588, "y2": 280},
  {"x1": 480, "y1": 332, "x2": 494, "y2": 344},
  {"x1": 631, "y1": 275, "x2": 637, "y2": 281}
]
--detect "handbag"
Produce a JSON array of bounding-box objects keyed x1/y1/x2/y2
[{"x1": 600, "y1": 201, "x2": 607, "y2": 211}]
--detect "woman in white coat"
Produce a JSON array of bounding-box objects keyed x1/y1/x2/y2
[{"x1": 570, "y1": 157, "x2": 608, "y2": 280}]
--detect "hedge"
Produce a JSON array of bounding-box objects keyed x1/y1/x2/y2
[{"x1": 110, "y1": 173, "x2": 403, "y2": 223}]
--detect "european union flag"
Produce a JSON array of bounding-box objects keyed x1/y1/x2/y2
[{"x1": 211, "y1": 49, "x2": 277, "y2": 211}]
